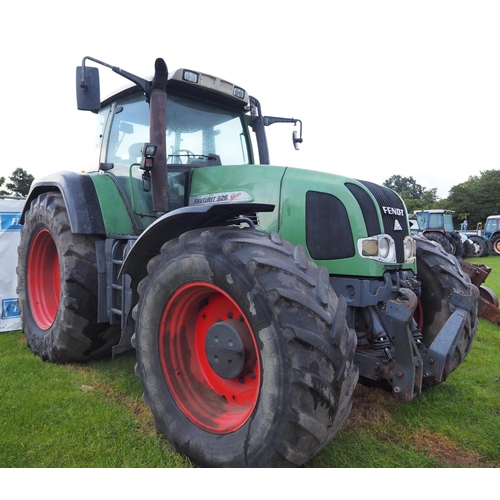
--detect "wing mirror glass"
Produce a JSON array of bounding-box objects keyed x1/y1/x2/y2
[{"x1": 76, "y1": 66, "x2": 100, "y2": 112}]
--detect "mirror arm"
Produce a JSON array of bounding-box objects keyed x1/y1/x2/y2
[
  {"x1": 263, "y1": 116, "x2": 303, "y2": 149},
  {"x1": 80, "y1": 56, "x2": 152, "y2": 97}
]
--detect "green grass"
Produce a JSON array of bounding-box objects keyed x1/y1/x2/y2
[
  {"x1": 1, "y1": 256, "x2": 499, "y2": 468},
  {"x1": 0, "y1": 335, "x2": 193, "y2": 468}
]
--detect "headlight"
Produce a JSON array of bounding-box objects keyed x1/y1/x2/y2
[
  {"x1": 361, "y1": 239, "x2": 379, "y2": 256},
  {"x1": 182, "y1": 70, "x2": 199, "y2": 83},
  {"x1": 358, "y1": 235, "x2": 396, "y2": 263},
  {"x1": 403, "y1": 236, "x2": 416, "y2": 263},
  {"x1": 379, "y1": 237, "x2": 390, "y2": 258},
  {"x1": 233, "y1": 86, "x2": 246, "y2": 99}
]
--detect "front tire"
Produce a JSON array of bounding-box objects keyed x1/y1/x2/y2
[
  {"x1": 133, "y1": 227, "x2": 358, "y2": 467},
  {"x1": 448, "y1": 232, "x2": 463, "y2": 257},
  {"x1": 17, "y1": 192, "x2": 119, "y2": 362},
  {"x1": 462, "y1": 238, "x2": 475, "y2": 258},
  {"x1": 469, "y1": 235, "x2": 488, "y2": 257},
  {"x1": 414, "y1": 233, "x2": 478, "y2": 379}
]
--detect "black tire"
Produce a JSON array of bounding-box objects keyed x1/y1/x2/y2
[
  {"x1": 414, "y1": 233, "x2": 478, "y2": 380},
  {"x1": 485, "y1": 238, "x2": 493, "y2": 255},
  {"x1": 479, "y1": 285, "x2": 499, "y2": 307},
  {"x1": 448, "y1": 232, "x2": 463, "y2": 257},
  {"x1": 423, "y1": 231, "x2": 452, "y2": 254},
  {"x1": 17, "y1": 192, "x2": 120, "y2": 362},
  {"x1": 468, "y1": 235, "x2": 488, "y2": 257},
  {"x1": 133, "y1": 227, "x2": 358, "y2": 467},
  {"x1": 490, "y1": 235, "x2": 500, "y2": 255},
  {"x1": 462, "y1": 239, "x2": 475, "y2": 258}
]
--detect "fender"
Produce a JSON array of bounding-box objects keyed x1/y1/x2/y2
[
  {"x1": 120, "y1": 202, "x2": 275, "y2": 284},
  {"x1": 20, "y1": 171, "x2": 106, "y2": 234}
]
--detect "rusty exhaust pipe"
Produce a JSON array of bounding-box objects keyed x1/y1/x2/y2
[{"x1": 149, "y1": 58, "x2": 169, "y2": 217}]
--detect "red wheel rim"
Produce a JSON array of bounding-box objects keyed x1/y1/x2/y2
[
  {"x1": 414, "y1": 299, "x2": 424, "y2": 331},
  {"x1": 27, "y1": 229, "x2": 60, "y2": 330},
  {"x1": 159, "y1": 282, "x2": 260, "y2": 433}
]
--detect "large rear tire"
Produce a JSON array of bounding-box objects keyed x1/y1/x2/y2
[
  {"x1": 17, "y1": 192, "x2": 120, "y2": 362},
  {"x1": 414, "y1": 233, "x2": 478, "y2": 379},
  {"x1": 490, "y1": 235, "x2": 500, "y2": 255},
  {"x1": 133, "y1": 227, "x2": 358, "y2": 467},
  {"x1": 423, "y1": 231, "x2": 452, "y2": 254}
]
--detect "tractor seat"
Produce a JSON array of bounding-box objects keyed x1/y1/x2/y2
[{"x1": 128, "y1": 143, "x2": 144, "y2": 163}]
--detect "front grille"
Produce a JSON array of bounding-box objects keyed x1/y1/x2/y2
[
  {"x1": 306, "y1": 191, "x2": 355, "y2": 260},
  {"x1": 355, "y1": 180, "x2": 409, "y2": 262}
]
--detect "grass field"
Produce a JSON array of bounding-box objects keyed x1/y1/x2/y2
[{"x1": 1, "y1": 256, "x2": 499, "y2": 468}]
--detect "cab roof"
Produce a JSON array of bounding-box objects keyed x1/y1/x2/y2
[{"x1": 101, "y1": 68, "x2": 249, "y2": 110}]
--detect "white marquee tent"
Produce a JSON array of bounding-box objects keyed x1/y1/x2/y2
[{"x1": 0, "y1": 197, "x2": 24, "y2": 332}]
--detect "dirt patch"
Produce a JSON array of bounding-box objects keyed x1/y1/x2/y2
[
  {"x1": 344, "y1": 383, "x2": 397, "y2": 430},
  {"x1": 67, "y1": 362, "x2": 159, "y2": 434},
  {"x1": 411, "y1": 429, "x2": 497, "y2": 467},
  {"x1": 346, "y1": 383, "x2": 500, "y2": 467},
  {"x1": 93, "y1": 381, "x2": 158, "y2": 434}
]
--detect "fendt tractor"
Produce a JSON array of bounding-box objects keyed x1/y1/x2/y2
[{"x1": 17, "y1": 57, "x2": 479, "y2": 467}]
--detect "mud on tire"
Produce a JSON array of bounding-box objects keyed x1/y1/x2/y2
[
  {"x1": 17, "y1": 192, "x2": 120, "y2": 362},
  {"x1": 133, "y1": 227, "x2": 358, "y2": 467},
  {"x1": 414, "y1": 233, "x2": 478, "y2": 380}
]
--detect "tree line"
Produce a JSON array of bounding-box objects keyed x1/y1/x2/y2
[
  {"x1": 0, "y1": 168, "x2": 34, "y2": 197},
  {"x1": 383, "y1": 170, "x2": 500, "y2": 229}
]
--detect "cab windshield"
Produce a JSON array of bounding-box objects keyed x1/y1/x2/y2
[
  {"x1": 485, "y1": 218, "x2": 500, "y2": 233},
  {"x1": 106, "y1": 93, "x2": 251, "y2": 169}
]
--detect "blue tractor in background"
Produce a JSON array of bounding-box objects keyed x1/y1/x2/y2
[
  {"x1": 413, "y1": 209, "x2": 473, "y2": 257},
  {"x1": 483, "y1": 215, "x2": 500, "y2": 256}
]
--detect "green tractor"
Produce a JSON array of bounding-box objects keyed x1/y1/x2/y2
[{"x1": 17, "y1": 57, "x2": 479, "y2": 467}]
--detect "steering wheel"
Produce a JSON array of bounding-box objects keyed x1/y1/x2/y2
[{"x1": 168, "y1": 149, "x2": 196, "y2": 164}]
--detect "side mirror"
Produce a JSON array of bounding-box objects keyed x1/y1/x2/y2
[
  {"x1": 293, "y1": 130, "x2": 303, "y2": 150},
  {"x1": 76, "y1": 66, "x2": 100, "y2": 112},
  {"x1": 263, "y1": 116, "x2": 303, "y2": 151}
]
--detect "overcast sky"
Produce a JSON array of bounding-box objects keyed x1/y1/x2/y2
[{"x1": 2, "y1": 1, "x2": 499, "y2": 199}]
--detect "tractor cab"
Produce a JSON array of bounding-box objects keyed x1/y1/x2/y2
[
  {"x1": 76, "y1": 57, "x2": 303, "y2": 227},
  {"x1": 413, "y1": 209, "x2": 464, "y2": 256},
  {"x1": 414, "y1": 209, "x2": 455, "y2": 232}
]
